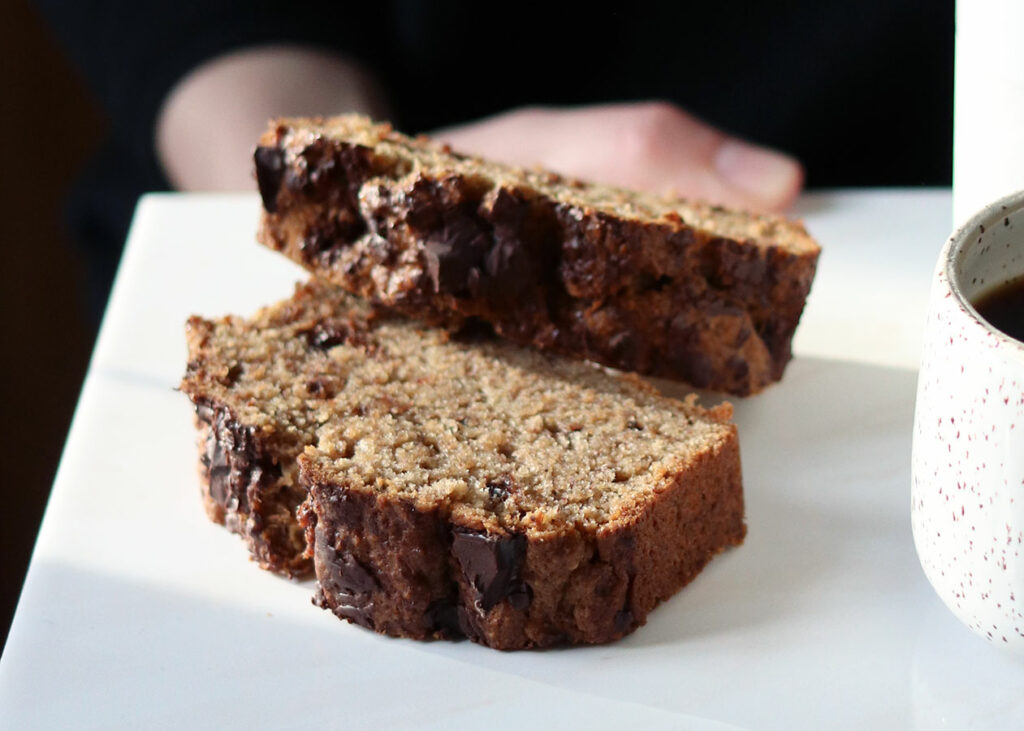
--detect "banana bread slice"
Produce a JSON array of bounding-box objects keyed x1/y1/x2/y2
[
  {"x1": 255, "y1": 115, "x2": 820, "y2": 396},
  {"x1": 182, "y1": 280, "x2": 745, "y2": 648}
]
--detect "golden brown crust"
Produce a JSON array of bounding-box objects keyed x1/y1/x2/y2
[
  {"x1": 255, "y1": 115, "x2": 820, "y2": 395},
  {"x1": 302, "y1": 429, "x2": 744, "y2": 649}
]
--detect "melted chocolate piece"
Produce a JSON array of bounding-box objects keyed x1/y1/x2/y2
[
  {"x1": 283, "y1": 140, "x2": 373, "y2": 261},
  {"x1": 302, "y1": 318, "x2": 379, "y2": 353},
  {"x1": 297, "y1": 139, "x2": 337, "y2": 196},
  {"x1": 451, "y1": 529, "x2": 529, "y2": 611},
  {"x1": 254, "y1": 146, "x2": 285, "y2": 213},
  {"x1": 485, "y1": 476, "x2": 513, "y2": 502},
  {"x1": 480, "y1": 189, "x2": 556, "y2": 304},
  {"x1": 201, "y1": 425, "x2": 231, "y2": 507},
  {"x1": 426, "y1": 598, "x2": 465, "y2": 639},
  {"x1": 300, "y1": 215, "x2": 368, "y2": 264},
  {"x1": 451, "y1": 317, "x2": 496, "y2": 342},
  {"x1": 195, "y1": 402, "x2": 281, "y2": 518},
  {"x1": 315, "y1": 533, "x2": 379, "y2": 629},
  {"x1": 423, "y1": 221, "x2": 490, "y2": 294},
  {"x1": 456, "y1": 605, "x2": 484, "y2": 643},
  {"x1": 222, "y1": 363, "x2": 243, "y2": 386},
  {"x1": 404, "y1": 182, "x2": 557, "y2": 306},
  {"x1": 305, "y1": 321, "x2": 352, "y2": 350}
]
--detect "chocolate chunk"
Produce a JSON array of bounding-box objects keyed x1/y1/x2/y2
[
  {"x1": 305, "y1": 321, "x2": 352, "y2": 350},
  {"x1": 203, "y1": 425, "x2": 231, "y2": 506},
  {"x1": 283, "y1": 139, "x2": 348, "y2": 201},
  {"x1": 410, "y1": 185, "x2": 557, "y2": 302},
  {"x1": 221, "y1": 363, "x2": 243, "y2": 386},
  {"x1": 485, "y1": 475, "x2": 513, "y2": 501},
  {"x1": 451, "y1": 529, "x2": 528, "y2": 611},
  {"x1": 303, "y1": 318, "x2": 377, "y2": 352},
  {"x1": 196, "y1": 402, "x2": 271, "y2": 514},
  {"x1": 401, "y1": 177, "x2": 489, "y2": 295},
  {"x1": 254, "y1": 146, "x2": 285, "y2": 213},
  {"x1": 451, "y1": 317, "x2": 496, "y2": 342},
  {"x1": 423, "y1": 220, "x2": 490, "y2": 294},
  {"x1": 194, "y1": 401, "x2": 291, "y2": 569},
  {"x1": 300, "y1": 214, "x2": 368, "y2": 263},
  {"x1": 456, "y1": 605, "x2": 485, "y2": 643},
  {"x1": 403, "y1": 181, "x2": 445, "y2": 231},
  {"x1": 299, "y1": 140, "x2": 337, "y2": 194},
  {"x1": 324, "y1": 550, "x2": 379, "y2": 595},
  {"x1": 481, "y1": 189, "x2": 557, "y2": 304},
  {"x1": 482, "y1": 235, "x2": 532, "y2": 298},
  {"x1": 300, "y1": 229, "x2": 332, "y2": 259},
  {"x1": 315, "y1": 536, "x2": 379, "y2": 629},
  {"x1": 426, "y1": 598, "x2": 465, "y2": 639},
  {"x1": 282, "y1": 141, "x2": 372, "y2": 263}
]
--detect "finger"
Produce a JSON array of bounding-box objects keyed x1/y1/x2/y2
[
  {"x1": 436, "y1": 104, "x2": 804, "y2": 212},
  {"x1": 710, "y1": 137, "x2": 804, "y2": 211},
  {"x1": 434, "y1": 108, "x2": 556, "y2": 166},
  {"x1": 601, "y1": 103, "x2": 803, "y2": 212}
]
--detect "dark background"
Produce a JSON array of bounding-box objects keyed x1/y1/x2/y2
[{"x1": 1, "y1": 0, "x2": 104, "y2": 649}]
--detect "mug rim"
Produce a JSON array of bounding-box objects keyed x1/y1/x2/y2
[{"x1": 944, "y1": 187, "x2": 1024, "y2": 351}]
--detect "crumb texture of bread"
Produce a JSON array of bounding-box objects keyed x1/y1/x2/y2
[
  {"x1": 255, "y1": 115, "x2": 820, "y2": 395},
  {"x1": 182, "y1": 280, "x2": 745, "y2": 648}
]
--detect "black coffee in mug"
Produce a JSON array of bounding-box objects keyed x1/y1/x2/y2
[{"x1": 973, "y1": 278, "x2": 1024, "y2": 343}]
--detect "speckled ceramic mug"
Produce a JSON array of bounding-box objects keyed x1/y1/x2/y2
[{"x1": 912, "y1": 188, "x2": 1024, "y2": 653}]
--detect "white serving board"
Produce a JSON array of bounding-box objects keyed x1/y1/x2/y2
[{"x1": 2, "y1": 190, "x2": 1021, "y2": 730}]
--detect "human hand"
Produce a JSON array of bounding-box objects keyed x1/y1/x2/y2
[
  {"x1": 156, "y1": 46, "x2": 387, "y2": 191},
  {"x1": 435, "y1": 103, "x2": 803, "y2": 212}
]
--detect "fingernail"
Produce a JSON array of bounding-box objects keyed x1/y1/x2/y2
[{"x1": 714, "y1": 139, "x2": 801, "y2": 206}]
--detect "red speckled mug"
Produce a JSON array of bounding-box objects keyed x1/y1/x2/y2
[{"x1": 912, "y1": 188, "x2": 1024, "y2": 652}]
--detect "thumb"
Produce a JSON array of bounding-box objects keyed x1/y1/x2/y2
[
  {"x1": 558, "y1": 103, "x2": 804, "y2": 211},
  {"x1": 709, "y1": 136, "x2": 804, "y2": 211},
  {"x1": 614, "y1": 103, "x2": 803, "y2": 211}
]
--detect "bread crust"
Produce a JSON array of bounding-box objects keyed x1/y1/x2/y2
[
  {"x1": 301, "y1": 432, "x2": 744, "y2": 650},
  {"x1": 256, "y1": 117, "x2": 819, "y2": 395}
]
